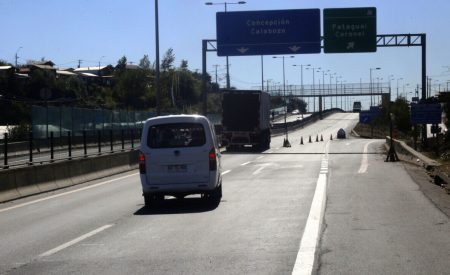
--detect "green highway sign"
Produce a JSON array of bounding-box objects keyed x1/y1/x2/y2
[{"x1": 324, "y1": 7, "x2": 377, "y2": 53}]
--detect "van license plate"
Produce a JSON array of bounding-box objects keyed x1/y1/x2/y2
[{"x1": 168, "y1": 164, "x2": 187, "y2": 173}]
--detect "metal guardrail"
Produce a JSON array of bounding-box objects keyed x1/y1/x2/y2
[{"x1": 1, "y1": 128, "x2": 141, "y2": 169}]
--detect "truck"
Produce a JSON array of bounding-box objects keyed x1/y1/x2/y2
[
  {"x1": 221, "y1": 89, "x2": 271, "y2": 150},
  {"x1": 353, "y1": 101, "x2": 362, "y2": 112}
]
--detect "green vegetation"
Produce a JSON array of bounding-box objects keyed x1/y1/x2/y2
[{"x1": 0, "y1": 49, "x2": 221, "y2": 125}]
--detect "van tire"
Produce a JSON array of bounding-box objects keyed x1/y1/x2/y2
[
  {"x1": 144, "y1": 194, "x2": 164, "y2": 206},
  {"x1": 209, "y1": 184, "x2": 222, "y2": 202}
]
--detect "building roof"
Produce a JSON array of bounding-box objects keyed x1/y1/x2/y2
[
  {"x1": 14, "y1": 73, "x2": 29, "y2": 79},
  {"x1": 74, "y1": 66, "x2": 109, "y2": 72},
  {"x1": 31, "y1": 64, "x2": 56, "y2": 70},
  {"x1": 0, "y1": 66, "x2": 13, "y2": 70},
  {"x1": 29, "y1": 60, "x2": 55, "y2": 67},
  {"x1": 79, "y1": 72, "x2": 99, "y2": 77},
  {"x1": 126, "y1": 64, "x2": 140, "y2": 70},
  {"x1": 56, "y1": 70, "x2": 77, "y2": 76}
]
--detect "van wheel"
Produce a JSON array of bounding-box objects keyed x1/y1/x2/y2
[
  {"x1": 209, "y1": 184, "x2": 222, "y2": 202},
  {"x1": 144, "y1": 194, "x2": 164, "y2": 206}
]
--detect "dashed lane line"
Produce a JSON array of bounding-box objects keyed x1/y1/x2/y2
[
  {"x1": 40, "y1": 224, "x2": 114, "y2": 257},
  {"x1": 0, "y1": 173, "x2": 139, "y2": 214}
]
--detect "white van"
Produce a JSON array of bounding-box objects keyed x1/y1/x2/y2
[{"x1": 139, "y1": 115, "x2": 222, "y2": 206}]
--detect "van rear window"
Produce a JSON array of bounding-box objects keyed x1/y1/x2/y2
[{"x1": 147, "y1": 123, "x2": 206, "y2": 148}]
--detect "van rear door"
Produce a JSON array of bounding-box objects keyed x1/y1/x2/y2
[{"x1": 144, "y1": 122, "x2": 210, "y2": 185}]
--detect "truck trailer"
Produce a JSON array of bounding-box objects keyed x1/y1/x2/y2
[{"x1": 221, "y1": 90, "x2": 271, "y2": 150}]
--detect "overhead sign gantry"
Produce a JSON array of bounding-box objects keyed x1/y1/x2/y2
[
  {"x1": 323, "y1": 7, "x2": 377, "y2": 53},
  {"x1": 216, "y1": 9, "x2": 321, "y2": 56}
]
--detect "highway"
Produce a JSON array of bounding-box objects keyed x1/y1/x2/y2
[{"x1": 1, "y1": 113, "x2": 450, "y2": 274}]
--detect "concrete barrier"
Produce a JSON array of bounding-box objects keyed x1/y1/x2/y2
[
  {"x1": 385, "y1": 136, "x2": 440, "y2": 170},
  {"x1": 0, "y1": 170, "x2": 20, "y2": 202},
  {"x1": 0, "y1": 150, "x2": 138, "y2": 203}
]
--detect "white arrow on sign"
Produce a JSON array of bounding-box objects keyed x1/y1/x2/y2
[
  {"x1": 346, "y1": 42, "x2": 355, "y2": 50},
  {"x1": 289, "y1": 45, "x2": 301, "y2": 52},
  {"x1": 237, "y1": 47, "x2": 249, "y2": 54}
]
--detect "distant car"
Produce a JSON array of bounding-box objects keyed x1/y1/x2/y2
[
  {"x1": 139, "y1": 115, "x2": 222, "y2": 206},
  {"x1": 291, "y1": 109, "x2": 299, "y2": 115},
  {"x1": 353, "y1": 101, "x2": 362, "y2": 112},
  {"x1": 337, "y1": 128, "x2": 346, "y2": 139}
]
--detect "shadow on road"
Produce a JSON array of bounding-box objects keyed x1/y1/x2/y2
[{"x1": 134, "y1": 197, "x2": 220, "y2": 215}]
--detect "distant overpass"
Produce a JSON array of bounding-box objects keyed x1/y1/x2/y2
[{"x1": 253, "y1": 82, "x2": 390, "y2": 97}]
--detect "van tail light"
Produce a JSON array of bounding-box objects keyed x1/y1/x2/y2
[
  {"x1": 209, "y1": 148, "x2": 217, "y2": 171},
  {"x1": 139, "y1": 151, "x2": 146, "y2": 174}
]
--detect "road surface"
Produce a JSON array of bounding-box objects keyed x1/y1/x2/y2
[{"x1": 1, "y1": 113, "x2": 449, "y2": 274}]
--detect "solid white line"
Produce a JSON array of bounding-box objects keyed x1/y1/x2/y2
[
  {"x1": 0, "y1": 173, "x2": 138, "y2": 214},
  {"x1": 256, "y1": 156, "x2": 264, "y2": 160},
  {"x1": 40, "y1": 224, "x2": 113, "y2": 257},
  {"x1": 221, "y1": 170, "x2": 231, "y2": 176},
  {"x1": 292, "y1": 142, "x2": 329, "y2": 275},
  {"x1": 241, "y1": 161, "x2": 251, "y2": 166},
  {"x1": 358, "y1": 141, "x2": 376, "y2": 174}
]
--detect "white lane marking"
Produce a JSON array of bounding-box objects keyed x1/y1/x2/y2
[
  {"x1": 252, "y1": 166, "x2": 266, "y2": 175},
  {"x1": 241, "y1": 161, "x2": 251, "y2": 166},
  {"x1": 345, "y1": 143, "x2": 350, "y2": 146},
  {"x1": 0, "y1": 173, "x2": 139, "y2": 214},
  {"x1": 256, "y1": 156, "x2": 264, "y2": 160},
  {"x1": 221, "y1": 170, "x2": 231, "y2": 176},
  {"x1": 292, "y1": 141, "x2": 329, "y2": 275},
  {"x1": 40, "y1": 224, "x2": 113, "y2": 257},
  {"x1": 358, "y1": 141, "x2": 377, "y2": 174}
]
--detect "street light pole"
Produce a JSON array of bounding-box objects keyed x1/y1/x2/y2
[
  {"x1": 273, "y1": 55, "x2": 294, "y2": 147},
  {"x1": 396, "y1": 78, "x2": 403, "y2": 99},
  {"x1": 155, "y1": 0, "x2": 161, "y2": 115},
  {"x1": 293, "y1": 64, "x2": 310, "y2": 111},
  {"x1": 205, "y1": 1, "x2": 246, "y2": 89},
  {"x1": 370, "y1": 67, "x2": 381, "y2": 106}
]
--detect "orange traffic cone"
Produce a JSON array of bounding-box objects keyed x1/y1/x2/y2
[
  {"x1": 300, "y1": 137, "x2": 304, "y2": 145},
  {"x1": 320, "y1": 134, "x2": 323, "y2": 142}
]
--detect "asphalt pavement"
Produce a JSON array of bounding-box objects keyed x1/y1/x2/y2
[{"x1": 1, "y1": 113, "x2": 449, "y2": 274}]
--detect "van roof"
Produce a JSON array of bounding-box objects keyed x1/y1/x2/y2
[{"x1": 144, "y1": 114, "x2": 209, "y2": 125}]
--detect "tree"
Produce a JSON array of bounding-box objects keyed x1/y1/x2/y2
[
  {"x1": 287, "y1": 97, "x2": 307, "y2": 113},
  {"x1": 116, "y1": 56, "x2": 127, "y2": 70},
  {"x1": 139, "y1": 54, "x2": 152, "y2": 70},
  {"x1": 161, "y1": 48, "x2": 175, "y2": 72},
  {"x1": 180, "y1": 59, "x2": 188, "y2": 70}
]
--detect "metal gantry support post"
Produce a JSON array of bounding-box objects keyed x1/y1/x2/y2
[
  {"x1": 202, "y1": 39, "x2": 208, "y2": 115},
  {"x1": 421, "y1": 33, "x2": 428, "y2": 147}
]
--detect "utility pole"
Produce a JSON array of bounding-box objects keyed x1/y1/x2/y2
[
  {"x1": 15, "y1": 46, "x2": 22, "y2": 68},
  {"x1": 212, "y1": 64, "x2": 219, "y2": 85},
  {"x1": 78, "y1": 59, "x2": 82, "y2": 68}
]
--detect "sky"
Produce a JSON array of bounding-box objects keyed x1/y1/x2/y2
[{"x1": 2, "y1": 0, "x2": 450, "y2": 109}]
